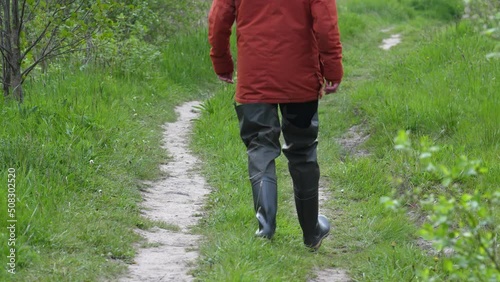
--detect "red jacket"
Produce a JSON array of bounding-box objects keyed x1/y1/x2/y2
[{"x1": 209, "y1": 0, "x2": 343, "y2": 104}]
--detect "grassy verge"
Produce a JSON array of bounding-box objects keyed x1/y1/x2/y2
[
  {"x1": 192, "y1": 0, "x2": 498, "y2": 280},
  {"x1": 338, "y1": 21, "x2": 499, "y2": 282},
  {"x1": 0, "y1": 28, "x2": 213, "y2": 281}
]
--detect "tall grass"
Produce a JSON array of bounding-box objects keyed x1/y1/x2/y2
[
  {"x1": 0, "y1": 28, "x2": 213, "y2": 281},
  {"x1": 352, "y1": 22, "x2": 499, "y2": 192}
]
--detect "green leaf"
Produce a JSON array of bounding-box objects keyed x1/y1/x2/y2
[
  {"x1": 442, "y1": 177, "x2": 452, "y2": 187},
  {"x1": 461, "y1": 194, "x2": 473, "y2": 202},
  {"x1": 443, "y1": 259, "x2": 454, "y2": 272}
]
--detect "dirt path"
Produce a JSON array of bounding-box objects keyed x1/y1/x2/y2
[
  {"x1": 308, "y1": 27, "x2": 399, "y2": 280},
  {"x1": 380, "y1": 28, "x2": 402, "y2": 50},
  {"x1": 120, "y1": 101, "x2": 209, "y2": 282},
  {"x1": 307, "y1": 127, "x2": 372, "y2": 282},
  {"x1": 306, "y1": 182, "x2": 352, "y2": 282},
  {"x1": 309, "y1": 268, "x2": 351, "y2": 282}
]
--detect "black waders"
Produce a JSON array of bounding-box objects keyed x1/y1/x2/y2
[{"x1": 236, "y1": 101, "x2": 330, "y2": 249}]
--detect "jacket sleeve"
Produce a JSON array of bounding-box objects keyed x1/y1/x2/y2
[
  {"x1": 311, "y1": 0, "x2": 343, "y2": 83},
  {"x1": 208, "y1": 0, "x2": 235, "y2": 75}
]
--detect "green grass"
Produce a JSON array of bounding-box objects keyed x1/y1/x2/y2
[{"x1": 0, "y1": 28, "x2": 214, "y2": 281}]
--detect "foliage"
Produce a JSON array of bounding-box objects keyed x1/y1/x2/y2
[
  {"x1": 1, "y1": 0, "x2": 116, "y2": 101},
  {"x1": 464, "y1": 0, "x2": 500, "y2": 58},
  {"x1": 67, "y1": 0, "x2": 210, "y2": 75},
  {"x1": 406, "y1": 0, "x2": 465, "y2": 21},
  {"x1": 1, "y1": 0, "x2": 498, "y2": 280},
  {"x1": 145, "y1": 0, "x2": 211, "y2": 43},
  {"x1": 343, "y1": 0, "x2": 464, "y2": 23},
  {"x1": 318, "y1": 1, "x2": 499, "y2": 280},
  {"x1": 382, "y1": 131, "x2": 500, "y2": 281},
  {"x1": 343, "y1": 0, "x2": 415, "y2": 22},
  {"x1": 0, "y1": 0, "x2": 211, "y2": 101}
]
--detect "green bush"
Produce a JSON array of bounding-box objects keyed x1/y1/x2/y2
[
  {"x1": 346, "y1": 0, "x2": 415, "y2": 22},
  {"x1": 382, "y1": 131, "x2": 500, "y2": 281},
  {"x1": 407, "y1": 0, "x2": 465, "y2": 21},
  {"x1": 465, "y1": 0, "x2": 500, "y2": 58}
]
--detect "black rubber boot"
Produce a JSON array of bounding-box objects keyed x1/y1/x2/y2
[
  {"x1": 235, "y1": 103, "x2": 281, "y2": 239},
  {"x1": 294, "y1": 194, "x2": 330, "y2": 250},
  {"x1": 252, "y1": 176, "x2": 278, "y2": 239},
  {"x1": 280, "y1": 104, "x2": 330, "y2": 250}
]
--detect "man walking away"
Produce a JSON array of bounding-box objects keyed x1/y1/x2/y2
[{"x1": 208, "y1": 0, "x2": 343, "y2": 250}]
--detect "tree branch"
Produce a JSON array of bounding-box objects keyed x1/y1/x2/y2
[
  {"x1": 0, "y1": 41, "x2": 11, "y2": 55},
  {"x1": 21, "y1": 40, "x2": 86, "y2": 80},
  {"x1": 18, "y1": 0, "x2": 28, "y2": 38},
  {"x1": 22, "y1": 0, "x2": 42, "y2": 25},
  {"x1": 21, "y1": 0, "x2": 83, "y2": 61},
  {"x1": 20, "y1": 19, "x2": 52, "y2": 61},
  {"x1": 0, "y1": 45, "x2": 15, "y2": 70}
]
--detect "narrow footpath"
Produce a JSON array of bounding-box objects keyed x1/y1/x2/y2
[
  {"x1": 120, "y1": 101, "x2": 209, "y2": 282},
  {"x1": 309, "y1": 29, "x2": 402, "y2": 281}
]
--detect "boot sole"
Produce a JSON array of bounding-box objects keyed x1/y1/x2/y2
[
  {"x1": 309, "y1": 231, "x2": 330, "y2": 251},
  {"x1": 255, "y1": 229, "x2": 274, "y2": 239}
]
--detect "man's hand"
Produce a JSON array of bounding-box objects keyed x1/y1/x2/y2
[
  {"x1": 319, "y1": 80, "x2": 340, "y2": 98},
  {"x1": 218, "y1": 73, "x2": 234, "y2": 84},
  {"x1": 324, "y1": 81, "x2": 340, "y2": 94}
]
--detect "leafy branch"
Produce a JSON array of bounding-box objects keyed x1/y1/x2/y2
[{"x1": 382, "y1": 131, "x2": 499, "y2": 281}]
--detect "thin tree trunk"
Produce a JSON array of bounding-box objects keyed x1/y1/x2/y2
[
  {"x1": 2, "y1": 45, "x2": 12, "y2": 98},
  {"x1": 2, "y1": 62, "x2": 12, "y2": 98},
  {"x1": 0, "y1": 0, "x2": 23, "y2": 102},
  {"x1": 1, "y1": 0, "x2": 13, "y2": 98},
  {"x1": 11, "y1": 0, "x2": 23, "y2": 102}
]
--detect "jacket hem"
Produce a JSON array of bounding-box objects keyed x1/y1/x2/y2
[{"x1": 235, "y1": 96, "x2": 319, "y2": 104}]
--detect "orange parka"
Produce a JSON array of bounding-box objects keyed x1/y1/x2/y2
[{"x1": 209, "y1": 0, "x2": 343, "y2": 104}]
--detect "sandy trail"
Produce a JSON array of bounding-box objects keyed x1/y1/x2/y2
[
  {"x1": 380, "y1": 34, "x2": 402, "y2": 50},
  {"x1": 305, "y1": 179, "x2": 351, "y2": 282},
  {"x1": 313, "y1": 27, "x2": 402, "y2": 279},
  {"x1": 380, "y1": 28, "x2": 402, "y2": 50},
  {"x1": 309, "y1": 268, "x2": 351, "y2": 282},
  {"x1": 120, "y1": 101, "x2": 209, "y2": 282}
]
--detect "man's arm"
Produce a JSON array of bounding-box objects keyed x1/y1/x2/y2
[
  {"x1": 208, "y1": 0, "x2": 236, "y2": 78},
  {"x1": 311, "y1": 0, "x2": 343, "y2": 90}
]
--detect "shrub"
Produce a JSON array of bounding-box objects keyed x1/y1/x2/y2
[
  {"x1": 406, "y1": 0, "x2": 465, "y2": 21},
  {"x1": 464, "y1": 0, "x2": 500, "y2": 58},
  {"x1": 346, "y1": 0, "x2": 415, "y2": 22},
  {"x1": 382, "y1": 131, "x2": 500, "y2": 281}
]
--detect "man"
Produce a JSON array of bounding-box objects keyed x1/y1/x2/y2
[{"x1": 208, "y1": 0, "x2": 343, "y2": 250}]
